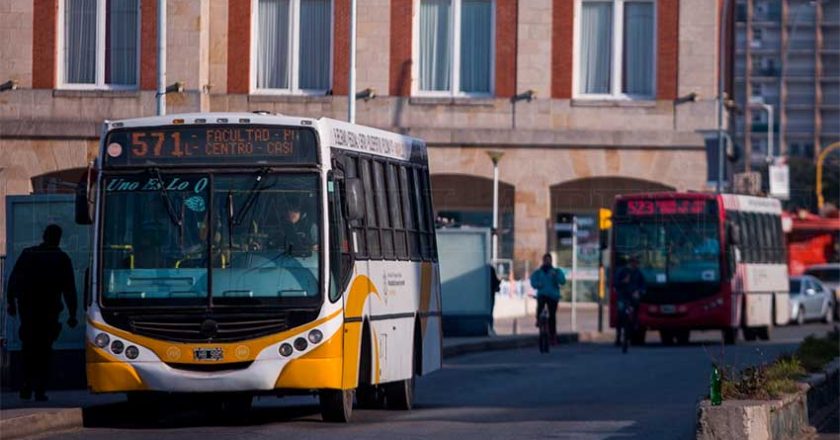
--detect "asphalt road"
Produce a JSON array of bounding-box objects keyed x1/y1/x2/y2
[{"x1": 45, "y1": 323, "x2": 835, "y2": 440}]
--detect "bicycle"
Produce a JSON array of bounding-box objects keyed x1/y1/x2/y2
[{"x1": 620, "y1": 304, "x2": 637, "y2": 354}]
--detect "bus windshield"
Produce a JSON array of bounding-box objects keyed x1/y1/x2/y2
[
  {"x1": 101, "y1": 171, "x2": 321, "y2": 307},
  {"x1": 614, "y1": 217, "x2": 721, "y2": 286}
]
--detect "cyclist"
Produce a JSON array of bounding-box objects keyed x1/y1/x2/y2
[{"x1": 614, "y1": 255, "x2": 645, "y2": 348}]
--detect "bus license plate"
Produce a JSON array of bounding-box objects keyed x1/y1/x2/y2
[
  {"x1": 660, "y1": 305, "x2": 676, "y2": 314},
  {"x1": 193, "y1": 348, "x2": 224, "y2": 361}
]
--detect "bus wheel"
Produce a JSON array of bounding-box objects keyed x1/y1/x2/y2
[
  {"x1": 722, "y1": 328, "x2": 737, "y2": 345},
  {"x1": 319, "y1": 389, "x2": 354, "y2": 423},
  {"x1": 742, "y1": 327, "x2": 757, "y2": 341},
  {"x1": 675, "y1": 330, "x2": 690, "y2": 345},
  {"x1": 384, "y1": 377, "x2": 415, "y2": 410}
]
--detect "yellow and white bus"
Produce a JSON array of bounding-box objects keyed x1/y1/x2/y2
[{"x1": 76, "y1": 113, "x2": 442, "y2": 422}]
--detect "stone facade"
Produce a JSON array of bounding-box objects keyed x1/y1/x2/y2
[{"x1": 0, "y1": 0, "x2": 722, "y2": 260}]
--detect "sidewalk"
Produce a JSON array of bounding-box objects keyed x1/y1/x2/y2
[{"x1": 0, "y1": 318, "x2": 596, "y2": 439}]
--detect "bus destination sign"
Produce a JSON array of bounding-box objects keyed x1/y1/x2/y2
[
  {"x1": 104, "y1": 125, "x2": 318, "y2": 167},
  {"x1": 624, "y1": 199, "x2": 708, "y2": 216}
]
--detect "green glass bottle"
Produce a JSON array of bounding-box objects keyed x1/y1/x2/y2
[{"x1": 710, "y1": 364, "x2": 722, "y2": 406}]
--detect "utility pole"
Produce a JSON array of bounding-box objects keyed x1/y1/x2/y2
[
  {"x1": 717, "y1": 0, "x2": 730, "y2": 193},
  {"x1": 156, "y1": 0, "x2": 166, "y2": 116},
  {"x1": 571, "y1": 216, "x2": 578, "y2": 332},
  {"x1": 486, "y1": 151, "x2": 504, "y2": 262},
  {"x1": 347, "y1": 0, "x2": 357, "y2": 123}
]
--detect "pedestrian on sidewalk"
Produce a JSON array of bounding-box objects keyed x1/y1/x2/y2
[
  {"x1": 529, "y1": 253, "x2": 566, "y2": 343},
  {"x1": 488, "y1": 264, "x2": 501, "y2": 335},
  {"x1": 6, "y1": 224, "x2": 78, "y2": 401}
]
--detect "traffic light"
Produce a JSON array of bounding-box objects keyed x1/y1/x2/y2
[{"x1": 599, "y1": 208, "x2": 613, "y2": 230}]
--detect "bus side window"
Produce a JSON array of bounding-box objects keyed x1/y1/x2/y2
[
  {"x1": 359, "y1": 158, "x2": 381, "y2": 259},
  {"x1": 762, "y1": 214, "x2": 774, "y2": 264},
  {"x1": 372, "y1": 160, "x2": 394, "y2": 259},
  {"x1": 400, "y1": 166, "x2": 421, "y2": 260},
  {"x1": 739, "y1": 212, "x2": 752, "y2": 263},
  {"x1": 410, "y1": 168, "x2": 428, "y2": 260},
  {"x1": 773, "y1": 216, "x2": 786, "y2": 264},
  {"x1": 388, "y1": 164, "x2": 408, "y2": 260}
]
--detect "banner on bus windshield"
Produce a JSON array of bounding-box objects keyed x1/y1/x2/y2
[{"x1": 103, "y1": 125, "x2": 318, "y2": 167}]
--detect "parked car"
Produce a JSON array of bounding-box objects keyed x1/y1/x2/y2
[
  {"x1": 789, "y1": 276, "x2": 835, "y2": 325},
  {"x1": 803, "y1": 263, "x2": 840, "y2": 320}
]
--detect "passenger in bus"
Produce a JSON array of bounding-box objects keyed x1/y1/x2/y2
[
  {"x1": 614, "y1": 255, "x2": 646, "y2": 346},
  {"x1": 272, "y1": 197, "x2": 318, "y2": 254},
  {"x1": 6, "y1": 224, "x2": 78, "y2": 401},
  {"x1": 530, "y1": 253, "x2": 566, "y2": 344}
]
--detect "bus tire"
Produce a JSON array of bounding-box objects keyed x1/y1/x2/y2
[
  {"x1": 722, "y1": 328, "x2": 738, "y2": 345},
  {"x1": 742, "y1": 327, "x2": 757, "y2": 341},
  {"x1": 675, "y1": 330, "x2": 690, "y2": 345},
  {"x1": 384, "y1": 377, "x2": 415, "y2": 410},
  {"x1": 319, "y1": 389, "x2": 354, "y2": 423}
]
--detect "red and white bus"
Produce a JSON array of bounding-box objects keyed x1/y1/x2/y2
[{"x1": 609, "y1": 193, "x2": 790, "y2": 345}]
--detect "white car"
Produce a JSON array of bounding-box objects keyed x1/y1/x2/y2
[
  {"x1": 803, "y1": 263, "x2": 840, "y2": 320},
  {"x1": 789, "y1": 276, "x2": 835, "y2": 325}
]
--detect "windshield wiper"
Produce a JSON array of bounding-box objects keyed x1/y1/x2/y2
[
  {"x1": 152, "y1": 168, "x2": 183, "y2": 227},
  {"x1": 232, "y1": 168, "x2": 270, "y2": 227}
]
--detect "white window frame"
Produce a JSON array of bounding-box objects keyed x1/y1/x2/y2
[
  {"x1": 411, "y1": 0, "x2": 496, "y2": 98},
  {"x1": 250, "y1": 0, "x2": 334, "y2": 96},
  {"x1": 572, "y1": 0, "x2": 657, "y2": 100},
  {"x1": 57, "y1": 0, "x2": 141, "y2": 90}
]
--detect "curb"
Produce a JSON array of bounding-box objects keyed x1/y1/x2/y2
[
  {"x1": 0, "y1": 408, "x2": 82, "y2": 439},
  {"x1": 442, "y1": 333, "x2": 578, "y2": 359}
]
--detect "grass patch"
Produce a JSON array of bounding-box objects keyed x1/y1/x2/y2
[
  {"x1": 717, "y1": 330, "x2": 839, "y2": 400},
  {"x1": 719, "y1": 357, "x2": 805, "y2": 400}
]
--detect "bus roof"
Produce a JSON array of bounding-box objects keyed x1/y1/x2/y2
[{"x1": 102, "y1": 112, "x2": 427, "y2": 163}]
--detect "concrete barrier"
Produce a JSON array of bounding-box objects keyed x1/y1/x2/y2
[{"x1": 696, "y1": 357, "x2": 840, "y2": 440}]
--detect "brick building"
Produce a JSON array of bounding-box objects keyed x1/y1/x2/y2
[{"x1": 0, "y1": 0, "x2": 725, "y2": 274}]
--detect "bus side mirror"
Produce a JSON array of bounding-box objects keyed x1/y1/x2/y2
[
  {"x1": 344, "y1": 178, "x2": 365, "y2": 222},
  {"x1": 75, "y1": 172, "x2": 93, "y2": 225}
]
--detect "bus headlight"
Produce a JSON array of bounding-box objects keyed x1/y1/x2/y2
[
  {"x1": 110, "y1": 340, "x2": 124, "y2": 355},
  {"x1": 125, "y1": 345, "x2": 140, "y2": 360},
  {"x1": 307, "y1": 329, "x2": 323, "y2": 344},
  {"x1": 278, "y1": 343, "x2": 293, "y2": 357},
  {"x1": 293, "y1": 337, "x2": 308, "y2": 352},
  {"x1": 94, "y1": 333, "x2": 110, "y2": 348}
]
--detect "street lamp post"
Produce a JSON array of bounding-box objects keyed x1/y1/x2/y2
[
  {"x1": 348, "y1": 0, "x2": 357, "y2": 123},
  {"x1": 156, "y1": 0, "x2": 167, "y2": 116},
  {"x1": 748, "y1": 100, "x2": 775, "y2": 164},
  {"x1": 716, "y1": 0, "x2": 731, "y2": 193},
  {"x1": 486, "y1": 151, "x2": 504, "y2": 262}
]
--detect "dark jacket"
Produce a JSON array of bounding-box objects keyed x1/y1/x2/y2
[
  {"x1": 614, "y1": 266, "x2": 645, "y2": 306},
  {"x1": 7, "y1": 243, "x2": 77, "y2": 323}
]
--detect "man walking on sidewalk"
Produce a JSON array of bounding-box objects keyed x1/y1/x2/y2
[
  {"x1": 530, "y1": 253, "x2": 566, "y2": 343},
  {"x1": 6, "y1": 224, "x2": 78, "y2": 401}
]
